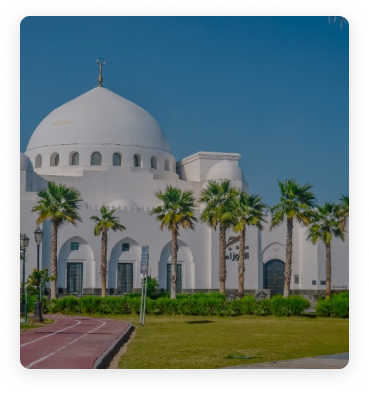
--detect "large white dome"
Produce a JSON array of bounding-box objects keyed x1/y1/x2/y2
[
  {"x1": 26, "y1": 87, "x2": 171, "y2": 153},
  {"x1": 206, "y1": 160, "x2": 244, "y2": 181}
]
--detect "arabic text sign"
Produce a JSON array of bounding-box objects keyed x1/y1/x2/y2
[{"x1": 140, "y1": 246, "x2": 149, "y2": 274}]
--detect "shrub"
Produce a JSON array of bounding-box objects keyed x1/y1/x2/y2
[
  {"x1": 270, "y1": 295, "x2": 289, "y2": 316},
  {"x1": 254, "y1": 298, "x2": 272, "y2": 315},
  {"x1": 239, "y1": 294, "x2": 257, "y2": 315},
  {"x1": 287, "y1": 295, "x2": 311, "y2": 316},
  {"x1": 316, "y1": 292, "x2": 349, "y2": 318}
]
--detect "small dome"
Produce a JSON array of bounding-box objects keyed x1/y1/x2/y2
[
  {"x1": 26, "y1": 87, "x2": 171, "y2": 153},
  {"x1": 20, "y1": 152, "x2": 34, "y2": 171},
  {"x1": 206, "y1": 160, "x2": 244, "y2": 181},
  {"x1": 108, "y1": 199, "x2": 139, "y2": 210}
]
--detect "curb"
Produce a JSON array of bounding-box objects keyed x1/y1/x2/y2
[{"x1": 93, "y1": 323, "x2": 135, "y2": 369}]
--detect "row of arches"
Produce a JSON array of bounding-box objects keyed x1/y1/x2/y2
[
  {"x1": 34, "y1": 152, "x2": 176, "y2": 171},
  {"x1": 56, "y1": 236, "x2": 194, "y2": 294}
]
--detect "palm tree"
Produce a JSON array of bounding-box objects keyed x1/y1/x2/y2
[
  {"x1": 200, "y1": 180, "x2": 239, "y2": 294},
  {"x1": 31, "y1": 181, "x2": 83, "y2": 299},
  {"x1": 233, "y1": 192, "x2": 267, "y2": 298},
  {"x1": 150, "y1": 186, "x2": 197, "y2": 299},
  {"x1": 338, "y1": 195, "x2": 349, "y2": 232},
  {"x1": 307, "y1": 203, "x2": 345, "y2": 298},
  {"x1": 90, "y1": 206, "x2": 126, "y2": 297},
  {"x1": 270, "y1": 179, "x2": 316, "y2": 297}
]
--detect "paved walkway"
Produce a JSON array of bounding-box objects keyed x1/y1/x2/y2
[
  {"x1": 226, "y1": 353, "x2": 349, "y2": 369},
  {"x1": 20, "y1": 315, "x2": 133, "y2": 369}
]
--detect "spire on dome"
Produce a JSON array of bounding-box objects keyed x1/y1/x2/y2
[{"x1": 96, "y1": 57, "x2": 105, "y2": 87}]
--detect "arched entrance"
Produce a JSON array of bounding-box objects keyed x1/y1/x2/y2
[{"x1": 264, "y1": 259, "x2": 285, "y2": 295}]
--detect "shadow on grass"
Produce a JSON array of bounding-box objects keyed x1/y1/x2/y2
[
  {"x1": 187, "y1": 320, "x2": 214, "y2": 324},
  {"x1": 300, "y1": 313, "x2": 317, "y2": 318}
]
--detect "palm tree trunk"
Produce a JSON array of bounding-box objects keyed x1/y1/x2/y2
[
  {"x1": 50, "y1": 219, "x2": 58, "y2": 299},
  {"x1": 101, "y1": 229, "x2": 107, "y2": 297},
  {"x1": 325, "y1": 242, "x2": 332, "y2": 299},
  {"x1": 237, "y1": 226, "x2": 246, "y2": 298},
  {"x1": 171, "y1": 229, "x2": 178, "y2": 299},
  {"x1": 219, "y1": 225, "x2": 226, "y2": 294},
  {"x1": 284, "y1": 218, "x2": 293, "y2": 297}
]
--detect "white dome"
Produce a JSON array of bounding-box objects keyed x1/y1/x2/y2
[
  {"x1": 206, "y1": 160, "x2": 244, "y2": 181},
  {"x1": 108, "y1": 199, "x2": 139, "y2": 210},
  {"x1": 26, "y1": 87, "x2": 171, "y2": 153},
  {"x1": 20, "y1": 152, "x2": 34, "y2": 171}
]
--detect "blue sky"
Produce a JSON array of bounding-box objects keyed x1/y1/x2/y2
[{"x1": 20, "y1": 16, "x2": 348, "y2": 206}]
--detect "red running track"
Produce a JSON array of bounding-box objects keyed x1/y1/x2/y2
[{"x1": 20, "y1": 315, "x2": 131, "y2": 369}]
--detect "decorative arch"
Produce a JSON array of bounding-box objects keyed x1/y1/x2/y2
[
  {"x1": 57, "y1": 236, "x2": 94, "y2": 294},
  {"x1": 91, "y1": 152, "x2": 102, "y2": 165},
  {"x1": 113, "y1": 152, "x2": 122, "y2": 166},
  {"x1": 108, "y1": 237, "x2": 141, "y2": 293},
  {"x1": 69, "y1": 151, "x2": 79, "y2": 165},
  {"x1": 50, "y1": 152, "x2": 59, "y2": 167},
  {"x1": 151, "y1": 156, "x2": 158, "y2": 169},
  {"x1": 133, "y1": 154, "x2": 142, "y2": 167},
  {"x1": 261, "y1": 242, "x2": 285, "y2": 264},
  {"x1": 159, "y1": 239, "x2": 194, "y2": 292},
  {"x1": 35, "y1": 154, "x2": 42, "y2": 168},
  {"x1": 164, "y1": 158, "x2": 169, "y2": 171}
]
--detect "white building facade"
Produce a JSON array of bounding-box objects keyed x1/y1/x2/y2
[{"x1": 20, "y1": 82, "x2": 349, "y2": 300}]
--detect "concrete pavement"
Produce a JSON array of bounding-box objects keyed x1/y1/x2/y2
[{"x1": 225, "y1": 353, "x2": 349, "y2": 369}]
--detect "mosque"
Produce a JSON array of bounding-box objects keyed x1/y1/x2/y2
[{"x1": 20, "y1": 65, "x2": 349, "y2": 299}]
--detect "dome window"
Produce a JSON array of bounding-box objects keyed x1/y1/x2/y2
[
  {"x1": 113, "y1": 153, "x2": 122, "y2": 166},
  {"x1": 173, "y1": 162, "x2": 176, "y2": 172},
  {"x1": 71, "y1": 152, "x2": 79, "y2": 166},
  {"x1": 151, "y1": 156, "x2": 158, "y2": 169},
  {"x1": 50, "y1": 153, "x2": 59, "y2": 167},
  {"x1": 35, "y1": 154, "x2": 42, "y2": 168},
  {"x1": 133, "y1": 154, "x2": 142, "y2": 168},
  {"x1": 164, "y1": 158, "x2": 169, "y2": 171},
  {"x1": 91, "y1": 152, "x2": 102, "y2": 166}
]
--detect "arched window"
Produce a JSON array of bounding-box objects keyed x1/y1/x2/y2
[
  {"x1": 151, "y1": 156, "x2": 158, "y2": 169},
  {"x1": 113, "y1": 153, "x2": 121, "y2": 166},
  {"x1": 164, "y1": 158, "x2": 169, "y2": 171},
  {"x1": 71, "y1": 152, "x2": 79, "y2": 166},
  {"x1": 91, "y1": 152, "x2": 102, "y2": 165},
  {"x1": 133, "y1": 154, "x2": 141, "y2": 167},
  {"x1": 173, "y1": 162, "x2": 176, "y2": 172},
  {"x1": 50, "y1": 153, "x2": 59, "y2": 167},
  {"x1": 35, "y1": 154, "x2": 42, "y2": 168}
]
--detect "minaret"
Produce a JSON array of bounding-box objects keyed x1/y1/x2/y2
[{"x1": 96, "y1": 57, "x2": 105, "y2": 87}]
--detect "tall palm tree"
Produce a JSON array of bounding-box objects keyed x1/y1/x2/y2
[
  {"x1": 307, "y1": 203, "x2": 345, "y2": 298},
  {"x1": 233, "y1": 192, "x2": 267, "y2": 298},
  {"x1": 338, "y1": 195, "x2": 349, "y2": 232},
  {"x1": 150, "y1": 186, "x2": 197, "y2": 299},
  {"x1": 90, "y1": 206, "x2": 126, "y2": 297},
  {"x1": 31, "y1": 181, "x2": 83, "y2": 299},
  {"x1": 270, "y1": 179, "x2": 316, "y2": 297},
  {"x1": 200, "y1": 180, "x2": 239, "y2": 294}
]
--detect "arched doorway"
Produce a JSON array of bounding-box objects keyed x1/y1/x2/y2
[{"x1": 264, "y1": 259, "x2": 285, "y2": 295}]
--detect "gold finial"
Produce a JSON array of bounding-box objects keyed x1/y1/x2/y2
[{"x1": 96, "y1": 57, "x2": 106, "y2": 87}]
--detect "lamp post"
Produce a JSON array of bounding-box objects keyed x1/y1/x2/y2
[
  {"x1": 33, "y1": 226, "x2": 44, "y2": 322},
  {"x1": 20, "y1": 234, "x2": 29, "y2": 316}
]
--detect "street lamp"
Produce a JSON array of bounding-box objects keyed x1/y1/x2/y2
[
  {"x1": 33, "y1": 226, "x2": 44, "y2": 322},
  {"x1": 20, "y1": 234, "x2": 29, "y2": 316}
]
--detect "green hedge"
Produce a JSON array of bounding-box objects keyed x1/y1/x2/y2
[
  {"x1": 44, "y1": 293, "x2": 311, "y2": 317},
  {"x1": 315, "y1": 292, "x2": 349, "y2": 318}
]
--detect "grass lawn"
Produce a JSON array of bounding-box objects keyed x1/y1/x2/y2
[
  {"x1": 20, "y1": 318, "x2": 54, "y2": 333},
  {"x1": 108, "y1": 314, "x2": 349, "y2": 369}
]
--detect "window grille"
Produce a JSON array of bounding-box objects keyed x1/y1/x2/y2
[
  {"x1": 117, "y1": 263, "x2": 133, "y2": 294},
  {"x1": 67, "y1": 262, "x2": 83, "y2": 294}
]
